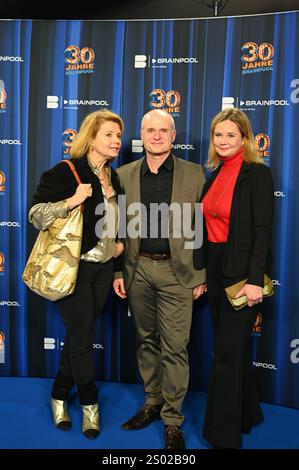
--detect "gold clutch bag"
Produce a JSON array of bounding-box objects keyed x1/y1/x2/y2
[
  {"x1": 22, "y1": 160, "x2": 83, "y2": 302},
  {"x1": 224, "y1": 274, "x2": 274, "y2": 311}
]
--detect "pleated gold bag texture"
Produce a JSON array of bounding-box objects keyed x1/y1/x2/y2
[{"x1": 22, "y1": 160, "x2": 83, "y2": 301}]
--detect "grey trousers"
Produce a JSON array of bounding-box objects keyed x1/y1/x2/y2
[{"x1": 127, "y1": 256, "x2": 193, "y2": 426}]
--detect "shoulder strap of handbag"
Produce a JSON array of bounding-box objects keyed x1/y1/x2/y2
[{"x1": 61, "y1": 159, "x2": 84, "y2": 213}]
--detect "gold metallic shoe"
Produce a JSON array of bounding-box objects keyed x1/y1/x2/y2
[
  {"x1": 51, "y1": 398, "x2": 72, "y2": 431},
  {"x1": 82, "y1": 403, "x2": 100, "y2": 439}
]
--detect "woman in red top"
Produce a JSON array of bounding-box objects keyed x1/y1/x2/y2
[{"x1": 194, "y1": 108, "x2": 274, "y2": 448}]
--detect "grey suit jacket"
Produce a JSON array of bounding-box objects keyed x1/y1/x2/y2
[{"x1": 115, "y1": 154, "x2": 206, "y2": 290}]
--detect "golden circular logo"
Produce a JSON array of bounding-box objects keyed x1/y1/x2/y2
[{"x1": 0, "y1": 171, "x2": 5, "y2": 184}]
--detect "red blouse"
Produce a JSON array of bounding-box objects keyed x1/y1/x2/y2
[{"x1": 202, "y1": 147, "x2": 244, "y2": 243}]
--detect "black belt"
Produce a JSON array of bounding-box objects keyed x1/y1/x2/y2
[{"x1": 139, "y1": 252, "x2": 171, "y2": 261}]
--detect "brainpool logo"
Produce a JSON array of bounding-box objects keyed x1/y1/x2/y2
[
  {"x1": 47, "y1": 96, "x2": 59, "y2": 109},
  {"x1": 135, "y1": 54, "x2": 198, "y2": 69},
  {"x1": 149, "y1": 89, "x2": 181, "y2": 116},
  {"x1": 239, "y1": 99, "x2": 289, "y2": 108},
  {"x1": 222, "y1": 96, "x2": 289, "y2": 111},
  {"x1": 0, "y1": 301, "x2": 20, "y2": 307},
  {"x1": 44, "y1": 337, "x2": 104, "y2": 351},
  {"x1": 134, "y1": 55, "x2": 147, "y2": 68},
  {"x1": 47, "y1": 95, "x2": 109, "y2": 110},
  {"x1": 64, "y1": 46, "x2": 95, "y2": 75},
  {"x1": 0, "y1": 56, "x2": 23, "y2": 62},
  {"x1": 222, "y1": 97, "x2": 234, "y2": 110},
  {"x1": 44, "y1": 337, "x2": 64, "y2": 350},
  {"x1": 173, "y1": 144, "x2": 195, "y2": 151},
  {"x1": 132, "y1": 140, "x2": 195, "y2": 153},
  {"x1": 0, "y1": 79, "x2": 7, "y2": 113},
  {"x1": 132, "y1": 139, "x2": 143, "y2": 153},
  {"x1": 241, "y1": 42, "x2": 274, "y2": 75},
  {"x1": 274, "y1": 191, "x2": 286, "y2": 198},
  {"x1": 62, "y1": 129, "x2": 77, "y2": 155},
  {"x1": 0, "y1": 139, "x2": 22, "y2": 145},
  {"x1": 253, "y1": 362, "x2": 277, "y2": 370},
  {"x1": 0, "y1": 221, "x2": 21, "y2": 227}
]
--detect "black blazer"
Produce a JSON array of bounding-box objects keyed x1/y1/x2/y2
[
  {"x1": 32, "y1": 155, "x2": 122, "y2": 254},
  {"x1": 194, "y1": 161, "x2": 274, "y2": 287}
]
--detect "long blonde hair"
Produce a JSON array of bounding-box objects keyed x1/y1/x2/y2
[
  {"x1": 69, "y1": 109, "x2": 124, "y2": 158},
  {"x1": 206, "y1": 108, "x2": 263, "y2": 170}
]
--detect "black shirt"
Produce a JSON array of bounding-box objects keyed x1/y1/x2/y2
[{"x1": 139, "y1": 153, "x2": 173, "y2": 254}]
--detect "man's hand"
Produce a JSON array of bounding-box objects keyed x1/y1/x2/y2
[
  {"x1": 113, "y1": 278, "x2": 127, "y2": 299},
  {"x1": 193, "y1": 283, "x2": 207, "y2": 300}
]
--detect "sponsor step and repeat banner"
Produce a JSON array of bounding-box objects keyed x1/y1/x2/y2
[{"x1": 0, "y1": 12, "x2": 298, "y2": 409}]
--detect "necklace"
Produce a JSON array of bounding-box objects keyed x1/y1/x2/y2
[
  {"x1": 88, "y1": 156, "x2": 106, "y2": 176},
  {"x1": 207, "y1": 170, "x2": 238, "y2": 219}
]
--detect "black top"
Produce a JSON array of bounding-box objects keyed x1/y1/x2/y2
[
  {"x1": 139, "y1": 153, "x2": 173, "y2": 254},
  {"x1": 31, "y1": 155, "x2": 122, "y2": 254}
]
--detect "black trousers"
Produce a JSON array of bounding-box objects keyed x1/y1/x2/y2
[
  {"x1": 53, "y1": 259, "x2": 113, "y2": 404},
  {"x1": 203, "y1": 242, "x2": 263, "y2": 448}
]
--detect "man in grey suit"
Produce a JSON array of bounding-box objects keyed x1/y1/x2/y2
[{"x1": 113, "y1": 109, "x2": 206, "y2": 449}]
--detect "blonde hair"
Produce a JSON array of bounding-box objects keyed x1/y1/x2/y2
[
  {"x1": 69, "y1": 109, "x2": 124, "y2": 159},
  {"x1": 206, "y1": 108, "x2": 263, "y2": 170}
]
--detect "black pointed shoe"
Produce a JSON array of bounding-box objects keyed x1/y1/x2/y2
[
  {"x1": 164, "y1": 425, "x2": 185, "y2": 449},
  {"x1": 121, "y1": 404, "x2": 162, "y2": 430}
]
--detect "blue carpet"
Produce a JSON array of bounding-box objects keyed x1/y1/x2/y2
[{"x1": 0, "y1": 377, "x2": 298, "y2": 450}]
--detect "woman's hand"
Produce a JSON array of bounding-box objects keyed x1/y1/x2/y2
[
  {"x1": 235, "y1": 283, "x2": 263, "y2": 307},
  {"x1": 113, "y1": 241, "x2": 124, "y2": 258},
  {"x1": 113, "y1": 278, "x2": 127, "y2": 299},
  {"x1": 66, "y1": 184, "x2": 93, "y2": 209}
]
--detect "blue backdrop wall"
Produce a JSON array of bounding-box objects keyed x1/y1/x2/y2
[{"x1": 0, "y1": 11, "x2": 298, "y2": 409}]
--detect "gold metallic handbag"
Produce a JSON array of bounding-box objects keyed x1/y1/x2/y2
[
  {"x1": 224, "y1": 274, "x2": 274, "y2": 311},
  {"x1": 22, "y1": 160, "x2": 83, "y2": 301}
]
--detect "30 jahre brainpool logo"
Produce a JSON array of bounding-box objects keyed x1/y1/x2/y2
[
  {"x1": 0, "y1": 171, "x2": 5, "y2": 193},
  {"x1": 255, "y1": 133, "x2": 271, "y2": 162},
  {"x1": 64, "y1": 46, "x2": 95, "y2": 75},
  {"x1": 0, "y1": 79, "x2": 7, "y2": 113},
  {"x1": 62, "y1": 129, "x2": 77, "y2": 155},
  {"x1": 149, "y1": 89, "x2": 181, "y2": 117},
  {"x1": 241, "y1": 42, "x2": 274, "y2": 75}
]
